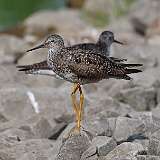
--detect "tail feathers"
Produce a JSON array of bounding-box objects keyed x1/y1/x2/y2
[
  {"x1": 17, "y1": 60, "x2": 50, "y2": 73},
  {"x1": 108, "y1": 62, "x2": 142, "y2": 80},
  {"x1": 109, "y1": 57, "x2": 127, "y2": 62},
  {"x1": 109, "y1": 74, "x2": 132, "y2": 80},
  {"x1": 126, "y1": 68, "x2": 142, "y2": 74},
  {"x1": 120, "y1": 63, "x2": 143, "y2": 68}
]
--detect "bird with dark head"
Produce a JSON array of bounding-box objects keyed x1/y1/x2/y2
[
  {"x1": 97, "y1": 30, "x2": 123, "y2": 53},
  {"x1": 17, "y1": 34, "x2": 143, "y2": 134},
  {"x1": 73, "y1": 30, "x2": 124, "y2": 59}
]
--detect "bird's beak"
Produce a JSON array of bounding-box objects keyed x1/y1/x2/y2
[
  {"x1": 113, "y1": 39, "x2": 124, "y2": 45},
  {"x1": 26, "y1": 44, "x2": 45, "y2": 52}
]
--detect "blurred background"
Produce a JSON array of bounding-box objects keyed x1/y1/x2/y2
[
  {"x1": 0, "y1": 0, "x2": 134, "y2": 30},
  {"x1": 0, "y1": 0, "x2": 160, "y2": 159}
]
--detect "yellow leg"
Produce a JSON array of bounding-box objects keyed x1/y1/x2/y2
[
  {"x1": 77, "y1": 85, "x2": 84, "y2": 131},
  {"x1": 71, "y1": 84, "x2": 79, "y2": 118},
  {"x1": 71, "y1": 83, "x2": 80, "y2": 132}
]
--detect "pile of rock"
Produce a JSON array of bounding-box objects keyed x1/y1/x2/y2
[{"x1": 0, "y1": 0, "x2": 160, "y2": 159}]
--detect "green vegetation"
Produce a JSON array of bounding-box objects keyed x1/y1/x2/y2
[
  {"x1": 0, "y1": 0, "x2": 136, "y2": 30},
  {"x1": 0, "y1": 0, "x2": 66, "y2": 30},
  {"x1": 113, "y1": 0, "x2": 136, "y2": 17},
  {"x1": 82, "y1": 0, "x2": 136, "y2": 28},
  {"x1": 82, "y1": 10, "x2": 109, "y2": 28}
]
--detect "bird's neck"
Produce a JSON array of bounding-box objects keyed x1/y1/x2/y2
[
  {"x1": 47, "y1": 47, "x2": 59, "y2": 61},
  {"x1": 48, "y1": 46, "x2": 63, "y2": 55},
  {"x1": 96, "y1": 41, "x2": 111, "y2": 56}
]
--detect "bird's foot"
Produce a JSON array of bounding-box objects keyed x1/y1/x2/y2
[
  {"x1": 63, "y1": 125, "x2": 82, "y2": 141},
  {"x1": 68, "y1": 125, "x2": 81, "y2": 136}
]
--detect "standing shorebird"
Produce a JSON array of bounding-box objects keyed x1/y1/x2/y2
[
  {"x1": 17, "y1": 34, "x2": 142, "y2": 132},
  {"x1": 19, "y1": 31, "x2": 126, "y2": 77}
]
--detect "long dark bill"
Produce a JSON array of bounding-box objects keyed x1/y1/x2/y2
[
  {"x1": 26, "y1": 44, "x2": 45, "y2": 52},
  {"x1": 114, "y1": 39, "x2": 124, "y2": 45}
]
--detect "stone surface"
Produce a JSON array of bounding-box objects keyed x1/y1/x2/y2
[
  {"x1": 130, "y1": 0, "x2": 160, "y2": 37},
  {"x1": 0, "y1": 128, "x2": 34, "y2": 150},
  {"x1": 113, "y1": 117, "x2": 145, "y2": 142},
  {"x1": 83, "y1": 117, "x2": 116, "y2": 137},
  {"x1": 55, "y1": 131, "x2": 92, "y2": 160},
  {"x1": 115, "y1": 87, "x2": 157, "y2": 111},
  {"x1": 80, "y1": 146, "x2": 98, "y2": 160},
  {"x1": 136, "y1": 155, "x2": 160, "y2": 160},
  {"x1": 91, "y1": 136, "x2": 117, "y2": 156},
  {"x1": 0, "y1": 35, "x2": 29, "y2": 64},
  {"x1": 0, "y1": 86, "x2": 70, "y2": 123},
  {"x1": 148, "y1": 129, "x2": 160, "y2": 156},
  {"x1": 23, "y1": 10, "x2": 88, "y2": 38},
  {"x1": 0, "y1": 139, "x2": 59, "y2": 160},
  {"x1": 86, "y1": 96, "x2": 133, "y2": 119},
  {"x1": 0, "y1": 1, "x2": 160, "y2": 159},
  {"x1": 103, "y1": 142, "x2": 144, "y2": 160},
  {"x1": 19, "y1": 115, "x2": 53, "y2": 138},
  {"x1": 127, "y1": 111, "x2": 154, "y2": 136}
]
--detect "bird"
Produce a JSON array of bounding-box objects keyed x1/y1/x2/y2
[
  {"x1": 17, "y1": 34, "x2": 143, "y2": 133},
  {"x1": 72, "y1": 30, "x2": 124, "y2": 58},
  {"x1": 18, "y1": 31, "x2": 126, "y2": 77}
]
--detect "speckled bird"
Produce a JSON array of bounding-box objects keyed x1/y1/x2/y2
[
  {"x1": 18, "y1": 31, "x2": 126, "y2": 77},
  {"x1": 17, "y1": 34, "x2": 143, "y2": 133}
]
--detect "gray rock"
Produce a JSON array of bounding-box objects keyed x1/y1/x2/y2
[
  {"x1": 134, "y1": 139, "x2": 149, "y2": 150},
  {"x1": 148, "y1": 129, "x2": 160, "y2": 156},
  {"x1": 0, "y1": 86, "x2": 70, "y2": 125},
  {"x1": 0, "y1": 113, "x2": 54, "y2": 140},
  {"x1": 136, "y1": 155, "x2": 160, "y2": 160},
  {"x1": 0, "y1": 112, "x2": 8, "y2": 123},
  {"x1": 81, "y1": 136, "x2": 117, "y2": 159},
  {"x1": 91, "y1": 136, "x2": 117, "y2": 156},
  {"x1": 86, "y1": 96, "x2": 133, "y2": 119},
  {"x1": 148, "y1": 138, "x2": 160, "y2": 156},
  {"x1": 0, "y1": 128, "x2": 34, "y2": 150},
  {"x1": 81, "y1": 146, "x2": 98, "y2": 160},
  {"x1": 0, "y1": 35, "x2": 29, "y2": 64},
  {"x1": 156, "y1": 89, "x2": 160, "y2": 105},
  {"x1": 152, "y1": 106, "x2": 160, "y2": 121},
  {"x1": 49, "y1": 122, "x2": 67, "y2": 140},
  {"x1": 19, "y1": 115, "x2": 53, "y2": 138},
  {"x1": 133, "y1": 67, "x2": 160, "y2": 88},
  {"x1": 127, "y1": 111, "x2": 153, "y2": 136},
  {"x1": 0, "y1": 139, "x2": 58, "y2": 160},
  {"x1": 23, "y1": 10, "x2": 88, "y2": 38},
  {"x1": 151, "y1": 106, "x2": 160, "y2": 132},
  {"x1": 113, "y1": 44, "x2": 159, "y2": 71},
  {"x1": 55, "y1": 130, "x2": 91, "y2": 160},
  {"x1": 0, "y1": 86, "x2": 35, "y2": 121},
  {"x1": 103, "y1": 142, "x2": 144, "y2": 160},
  {"x1": 115, "y1": 87, "x2": 157, "y2": 111},
  {"x1": 130, "y1": 0, "x2": 160, "y2": 36},
  {"x1": 83, "y1": 117, "x2": 116, "y2": 137},
  {"x1": 113, "y1": 117, "x2": 145, "y2": 142}
]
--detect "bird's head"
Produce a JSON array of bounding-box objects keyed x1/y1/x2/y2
[
  {"x1": 98, "y1": 31, "x2": 124, "y2": 46},
  {"x1": 26, "y1": 34, "x2": 64, "y2": 52}
]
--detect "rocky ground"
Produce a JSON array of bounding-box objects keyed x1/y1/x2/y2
[{"x1": 0, "y1": 0, "x2": 160, "y2": 160}]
